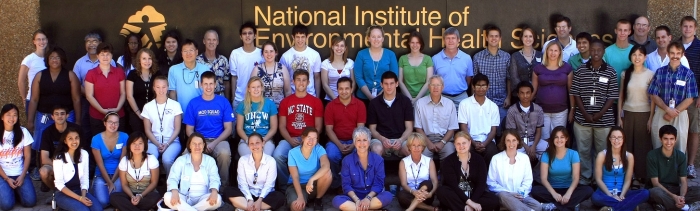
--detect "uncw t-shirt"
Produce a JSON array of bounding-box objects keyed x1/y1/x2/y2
[{"x1": 236, "y1": 98, "x2": 278, "y2": 137}]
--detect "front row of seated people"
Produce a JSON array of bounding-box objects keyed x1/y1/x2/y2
[{"x1": 14, "y1": 98, "x2": 700, "y2": 211}]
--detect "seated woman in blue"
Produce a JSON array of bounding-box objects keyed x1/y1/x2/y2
[
  {"x1": 287, "y1": 127, "x2": 332, "y2": 211},
  {"x1": 235, "y1": 77, "x2": 278, "y2": 156},
  {"x1": 164, "y1": 132, "x2": 222, "y2": 210},
  {"x1": 531, "y1": 126, "x2": 593, "y2": 211},
  {"x1": 91, "y1": 111, "x2": 128, "y2": 208},
  {"x1": 224, "y1": 133, "x2": 284, "y2": 210},
  {"x1": 54, "y1": 127, "x2": 102, "y2": 211},
  {"x1": 332, "y1": 126, "x2": 393, "y2": 210},
  {"x1": 591, "y1": 127, "x2": 649, "y2": 211}
]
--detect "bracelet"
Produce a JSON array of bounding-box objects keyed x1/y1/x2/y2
[
  {"x1": 365, "y1": 195, "x2": 373, "y2": 200},
  {"x1": 79, "y1": 196, "x2": 84, "y2": 201}
]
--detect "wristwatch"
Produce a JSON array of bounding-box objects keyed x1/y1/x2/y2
[
  {"x1": 365, "y1": 195, "x2": 373, "y2": 200},
  {"x1": 440, "y1": 140, "x2": 447, "y2": 144}
]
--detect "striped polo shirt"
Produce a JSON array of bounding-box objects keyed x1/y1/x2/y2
[{"x1": 571, "y1": 62, "x2": 619, "y2": 127}]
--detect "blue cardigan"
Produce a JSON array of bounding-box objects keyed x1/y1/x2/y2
[{"x1": 353, "y1": 48, "x2": 398, "y2": 99}]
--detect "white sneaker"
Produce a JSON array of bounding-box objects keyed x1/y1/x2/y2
[{"x1": 689, "y1": 165, "x2": 697, "y2": 179}]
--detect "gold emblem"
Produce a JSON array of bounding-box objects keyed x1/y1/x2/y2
[{"x1": 120, "y1": 5, "x2": 167, "y2": 49}]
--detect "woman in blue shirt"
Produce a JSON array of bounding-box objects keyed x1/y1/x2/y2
[
  {"x1": 164, "y1": 132, "x2": 222, "y2": 210},
  {"x1": 354, "y1": 25, "x2": 398, "y2": 103},
  {"x1": 287, "y1": 127, "x2": 332, "y2": 211},
  {"x1": 332, "y1": 127, "x2": 393, "y2": 210},
  {"x1": 235, "y1": 77, "x2": 277, "y2": 156},
  {"x1": 591, "y1": 127, "x2": 649, "y2": 211},
  {"x1": 531, "y1": 126, "x2": 593, "y2": 211},
  {"x1": 91, "y1": 111, "x2": 127, "y2": 208}
]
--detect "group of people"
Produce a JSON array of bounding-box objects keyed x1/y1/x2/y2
[{"x1": 9, "y1": 11, "x2": 700, "y2": 211}]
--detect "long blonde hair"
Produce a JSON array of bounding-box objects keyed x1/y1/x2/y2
[
  {"x1": 243, "y1": 76, "x2": 265, "y2": 114},
  {"x1": 542, "y1": 41, "x2": 564, "y2": 67}
]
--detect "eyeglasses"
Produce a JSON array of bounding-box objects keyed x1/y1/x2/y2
[
  {"x1": 86, "y1": 40, "x2": 99, "y2": 45},
  {"x1": 106, "y1": 121, "x2": 119, "y2": 126},
  {"x1": 610, "y1": 136, "x2": 623, "y2": 141},
  {"x1": 49, "y1": 56, "x2": 61, "y2": 61},
  {"x1": 253, "y1": 173, "x2": 258, "y2": 185},
  {"x1": 635, "y1": 23, "x2": 649, "y2": 28},
  {"x1": 182, "y1": 49, "x2": 196, "y2": 54}
]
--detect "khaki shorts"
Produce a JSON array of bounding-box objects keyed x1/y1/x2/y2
[
  {"x1": 689, "y1": 99, "x2": 700, "y2": 133},
  {"x1": 370, "y1": 139, "x2": 406, "y2": 157}
]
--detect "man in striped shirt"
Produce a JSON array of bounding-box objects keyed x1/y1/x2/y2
[
  {"x1": 680, "y1": 16, "x2": 700, "y2": 178},
  {"x1": 648, "y1": 41, "x2": 699, "y2": 160},
  {"x1": 571, "y1": 39, "x2": 619, "y2": 185}
]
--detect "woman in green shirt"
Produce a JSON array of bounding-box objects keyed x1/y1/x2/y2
[{"x1": 399, "y1": 31, "x2": 434, "y2": 104}]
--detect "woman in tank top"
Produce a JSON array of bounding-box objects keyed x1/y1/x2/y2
[{"x1": 250, "y1": 41, "x2": 291, "y2": 107}]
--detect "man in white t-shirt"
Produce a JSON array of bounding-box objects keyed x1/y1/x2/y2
[
  {"x1": 230, "y1": 21, "x2": 263, "y2": 109},
  {"x1": 458, "y1": 73, "x2": 500, "y2": 164},
  {"x1": 280, "y1": 24, "x2": 322, "y2": 97}
]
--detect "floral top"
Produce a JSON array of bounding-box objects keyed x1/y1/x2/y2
[{"x1": 257, "y1": 63, "x2": 285, "y2": 106}]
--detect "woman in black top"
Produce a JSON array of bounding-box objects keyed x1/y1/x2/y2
[
  {"x1": 126, "y1": 48, "x2": 159, "y2": 133},
  {"x1": 157, "y1": 30, "x2": 182, "y2": 76},
  {"x1": 27, "y1": 47, "x2": 81, "y2": 150},
  {"x1": 436, "y1": 131, "x2": 500, "y2": 211}
]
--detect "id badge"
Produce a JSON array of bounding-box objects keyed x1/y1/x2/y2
[
  {"x1": 670, "y1": 98, "x2": 676, "y2": 109},
  {"x1": 590, "y1": 96, "x2": 595, "y2": 106},
  {"x1": 371, "y1": 87, "x2": 378, "y2": 97},
  {"x1": 194, "y1": 80, "x2": 199, "y2": 89},
  {"x1": 523, "y1": 137, "x2": 529, "y2": 145},
  {"x1": 41, "y1": 114, "x2": 48, "y2": 124}
]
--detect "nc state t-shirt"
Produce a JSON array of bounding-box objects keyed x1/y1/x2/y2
[{"x1": 278, "y1": 94, "x2": 323, "y2": 137}]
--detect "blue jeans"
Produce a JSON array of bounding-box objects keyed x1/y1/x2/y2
[
  {"x1": 91, "y1": 174, "x2": 122, "y2": 209},
  {"x1": 326, "y1": 140, "x2": 354, "y2": 189},
  {"x1": 32, "y1": 110, "x2": 75, "y2": 151},
  {"x1": 148, "y1": 140, "x2": 181, "y2": 174},
  {"x1": 272, "y1": 139, "x2": 296, "y2": 189},
  {"x1": 591, "y1": 189, "x2": 650, "y2": 211},
  {"x1": 0, "y1": 175, "x2": 36, "y2": 210},
  {"x1": 55, "y1": 189, "x2": 102, "y2": 211}
]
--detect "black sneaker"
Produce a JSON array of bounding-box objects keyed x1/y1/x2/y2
[
  {"x1": 654, "y1": 204, "x2": 665, "y2": 211},
  {"x1": 313, "y1": 198, "x2": 323, "y2": 211}
]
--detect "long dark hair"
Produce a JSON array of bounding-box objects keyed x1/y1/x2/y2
[
  {"x1": 544, "y1": 126, "x2": 570, "y2": 166},
  {"x1": 1, "y1": 104, "x2": 23, "y2": 147},
  {"x1": 620, "y1": 45, "x2": 647, "y2": 106},
  {"x1": 604, "y1": 126, "x2": 628, "y2": 171},
  {"x1": 158, "y1": 30, "x2": 183, "y2": 66},
  {"x1": 54, "y1": 127, "x2": 82, "y2": 164},
  {"x1": 122, "y1": 33, "x2": 141, "y2": 71},
  {"x1": 125, "y1": 131, "x2": 148, "y2": 162}
]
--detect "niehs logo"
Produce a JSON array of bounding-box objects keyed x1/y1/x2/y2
[{"x1": 120, "y1": 5, "x2": 167, "y2": 49}]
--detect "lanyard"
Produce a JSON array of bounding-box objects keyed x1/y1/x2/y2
[
  {"x1": 410, "y1": 162, "x2": 422, "y2": 190},
  {"x1": 372, "y1": 61, "x2": 379, "y2": 87},
  {"x1": 156, "y1": 100, "x2": 168, "y2": 143},
  {"x1": 183, "y1": 68, "x2": 200, "y2": 85}
]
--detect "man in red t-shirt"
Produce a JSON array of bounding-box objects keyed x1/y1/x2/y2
[
  {"x1": 273, "y1": 69, "x2": 324, "y2": 189},
  {"x1": 324, "y1": 77, "x2": 366, "y2": 189}
]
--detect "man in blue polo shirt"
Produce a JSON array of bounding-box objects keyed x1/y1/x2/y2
[
  {"x1": 168, "y1": 39, "x2": 211, "y2": 112},
  {"x1": 184, "y1": 71, "x2": 234, "y2": 186},
  {"x1": 432, "y1": 27, "x2": 474, "y2": 107}
]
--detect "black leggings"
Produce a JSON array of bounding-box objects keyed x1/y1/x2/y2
[{"x1": 436, "y1": 186, "x2": 500, "y2": 211}]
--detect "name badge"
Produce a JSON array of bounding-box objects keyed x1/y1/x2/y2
[
  {"x1": 194, "y1": 80, "x2": 199, "y2": 89},
  {"x1": 599, "y1": 77, "x2": 609, "y2": 83},
  {"x1": 116, "y1": 143, "x2": 123, "y2": 149},
  {"x1": 535, "y1": 57, "x2": 541, "y2": 63},
  {"x1": 677, "y1": 80, "x2": 687, "y2": 86},
  {"x1": 182, "y1": 176, "x2": 190, "y2": 181}
]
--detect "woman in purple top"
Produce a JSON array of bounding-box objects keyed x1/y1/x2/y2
[{"x1": 532, "y1": 41, "x2": 574, "y2": 142}]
